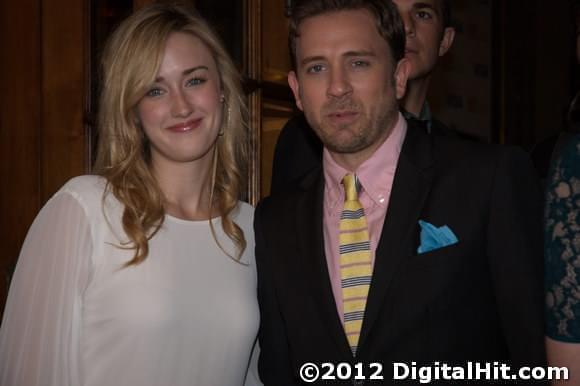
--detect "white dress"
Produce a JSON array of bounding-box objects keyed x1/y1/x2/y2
[{"x1": 0, "y1": 175, "x2": 261, "y2": 386}]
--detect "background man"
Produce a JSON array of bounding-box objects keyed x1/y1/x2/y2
[
  {"x1": 396, "y1": 0, "x2": 454, "y2": 125},
  {"x1": 270, "y1": 0, "x2": 456, "y2": 194},
  {"x1": 255, "y1": 0, "x2": 546, "y2": 384}
]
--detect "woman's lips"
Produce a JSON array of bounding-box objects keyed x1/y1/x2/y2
[{"x1": 165, "y1": 118, "x2": 202, "y2": 133}]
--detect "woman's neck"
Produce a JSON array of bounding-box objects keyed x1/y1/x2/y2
[{"x1": 151, "y1": 151, "x2": 217, "y2": 221}]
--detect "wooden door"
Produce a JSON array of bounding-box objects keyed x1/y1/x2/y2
[{"x1": 0, "y1": 0, "x2": 89, "y2": 317}]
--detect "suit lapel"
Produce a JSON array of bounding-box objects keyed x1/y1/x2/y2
[
  {"x1": 295, "y1": 169, "x2": 353, "y2": 358},
  {"x1": 358, "y1": 122, "x2": 435, "y2": 349}
]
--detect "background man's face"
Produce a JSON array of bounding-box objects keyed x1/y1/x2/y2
[
  {"x1": 288, "y1": 9, "x2": 408, "y2": 156},
  {"x1": 394, "y1": 0, "x2": 454, "y2": 80}
]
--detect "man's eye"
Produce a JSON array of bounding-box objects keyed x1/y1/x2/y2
[
  {"x1": 352, "y1": 60, "x2": 369, "y2": 68},
  {"x1": 146, "y1": 88, "x2": 164, "y2": 97},
  {"x1": 416, "y1": 10, "x2": 433, "y2": 19},
  {"x1": 306, "y1": 64, "x2": 325, "y2": 73},
  {"x1": 186, "y1": 77, "x2": 206, "y2": 86}
]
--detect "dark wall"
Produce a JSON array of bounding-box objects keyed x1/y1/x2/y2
[{"x1": 429, "y1": 0, "x2": 575, "y2": 147}]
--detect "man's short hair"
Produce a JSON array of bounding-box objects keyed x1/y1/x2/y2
[
  {"x1": 573, "y1": 0, "x2": 580, "y2": 27},
  {"x1": 288, "y1": 0, "x2": 406, "y2": 70},
  {"x1": 441, "y1": 0, "x2": 452, "y2": 28}
]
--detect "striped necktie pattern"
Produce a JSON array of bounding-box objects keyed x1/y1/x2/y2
[{"x1": 340, "y1": 173, "x2": 372, "y2": 355}]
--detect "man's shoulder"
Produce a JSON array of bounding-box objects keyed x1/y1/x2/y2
[
  {"x1": 431, "y1": 118, "x2": 484, "y2": 142},
  {"x1": 277, "y1": 114, "x2": 322, "y2": 153},
  {"x1": 427, "y1": 126, "x2": 534, "y2": 178},
  {"x1": 271, "y1": 114, "x2": 323, "y2": 194},
  {"x1": 406, "y1": 117, "x2": 494, "y2": 160},
  {"x1": 428, "y1": 122, "x2": 504, "y2": 156},
  {"x1": 259, "y1": 167, "x2": 322, "y2": 214}
]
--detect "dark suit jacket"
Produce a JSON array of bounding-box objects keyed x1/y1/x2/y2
[
  {"x1": 270, "y1": 114, "x2": 322, "y2": 195},
  {"x1": 255, "y1": 120, "x2": 546, "y2": 385}
]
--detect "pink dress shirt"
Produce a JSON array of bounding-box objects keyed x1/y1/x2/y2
[{"x1": 322, "y1": 112, "x2": 407, "y2": 323}]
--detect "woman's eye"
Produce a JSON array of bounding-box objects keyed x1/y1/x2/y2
[
  {"x1": 186, "y1": 77, "x2": 206, "y2": 86},
  {"x1": 145, "y1": 88, "x2": 164, "y2": 97}
]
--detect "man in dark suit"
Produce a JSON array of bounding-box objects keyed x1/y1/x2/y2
[
  {"x1": 255, "y1": 0, "x2": 546, "y2": 384},
  {"x1": 270, "y1": 0, "x2": 457, "y2": 195}
]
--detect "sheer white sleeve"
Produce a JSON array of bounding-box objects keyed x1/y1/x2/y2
[
  {"x1": 244, "y1": 339, "x2": 262, "y2": 386},
  {"x1": 0, "y1": 191, "x2": 93, "y2": 386}
]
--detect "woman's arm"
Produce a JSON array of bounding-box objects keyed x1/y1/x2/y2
[
  {"x1": 546, "y1": 337, "x2": 580, "y2": 385},
  {"x1": 0, "y1": 191, "x2": 93, "y2": 386}
]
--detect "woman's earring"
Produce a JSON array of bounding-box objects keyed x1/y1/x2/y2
[
  {"x1": 219, "y1": 105, "x2": 230, "y2": 137},
  {"x1": 219, "y1": 94, "x2": 226, "y2": 135}
]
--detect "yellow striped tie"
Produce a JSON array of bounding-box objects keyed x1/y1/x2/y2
[{"x1": 340, "y1": 173, "x2": 372, "y2": 355}]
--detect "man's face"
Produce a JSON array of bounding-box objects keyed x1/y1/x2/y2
[
  {"x1": 288, "y1": 9, "x2": 409, "y2": 158},
  {"x1": 393, "y1": 0, "x2": 455, "y2": 80}
]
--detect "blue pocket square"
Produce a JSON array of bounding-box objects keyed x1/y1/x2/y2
[{"x1": 417, "y1": 220, "x2": 459, "y2": 254}]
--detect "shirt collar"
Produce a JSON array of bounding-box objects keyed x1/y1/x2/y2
[{"x1": 323, "y1": 112, "x2": 408, "y2": 211}]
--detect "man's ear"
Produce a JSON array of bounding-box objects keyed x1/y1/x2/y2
[
  {"x1": 393, "y1": 57, "x2": 411, "y2": 100},
  {"x1": 288, "y1": 71, "x2": 303, "y2": 111},
  {"x1": 438, "y1": 27, "x2": 456, "y2": 57}
]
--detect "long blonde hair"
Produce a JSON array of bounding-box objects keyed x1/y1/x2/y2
[{"x1": 93, "y1": 3, "x2": 248, "y2": 265}]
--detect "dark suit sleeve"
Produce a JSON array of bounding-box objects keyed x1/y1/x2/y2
[
  {"x1": 486, "y1": 147, "x2": 547, "y2": 367},
  {"x1": 254, "y1": 200, "x2": 297, "y2": 385}
]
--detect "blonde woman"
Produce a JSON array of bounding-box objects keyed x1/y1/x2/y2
[{"x1": 0, "y1": 4, "x2": 260, "y2": 386}]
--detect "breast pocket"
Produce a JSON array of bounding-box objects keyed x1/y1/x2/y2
[
  {"x1": 393, "y1": 241, "x2": 480, "y2": 309},
  {"x1": 403, "y1": 242, "x2": 464, "y2": 272}
]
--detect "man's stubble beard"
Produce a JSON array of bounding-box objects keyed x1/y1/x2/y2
[{"x1": 311, "y1": 95, "x2": 399, "y2": 155}]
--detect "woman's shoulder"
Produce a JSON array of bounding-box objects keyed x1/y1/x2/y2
[
  {"x1": 561, "y1": 134, "x2": 580, "y2": 160},
  {"x1": 549, "y1": 134, "x2": 580, "y2": 184},
  {"x1": 51, "y1": 175, "x2": 111, "y2": 215},
  {"x1": 235, "y1": 201, "x2": 254, "y2": 216},
  {"x1": 231, "y1": 201, "x2": 255, "y2": 228},
  {"x1": 59, "y1": 175, "x2": 107, "y2": 198}
]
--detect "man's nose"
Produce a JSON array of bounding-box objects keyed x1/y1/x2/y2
[
  {"x1": 327, "y1": 67, "x2": 353, "y2": 98},
  {"x1": 403, "y1": 14, "x2": 415, "y2": 37}
]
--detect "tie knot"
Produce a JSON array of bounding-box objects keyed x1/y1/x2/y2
[{"x1": 342, "y1": 174, "x2": 358, "y2": 202}]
